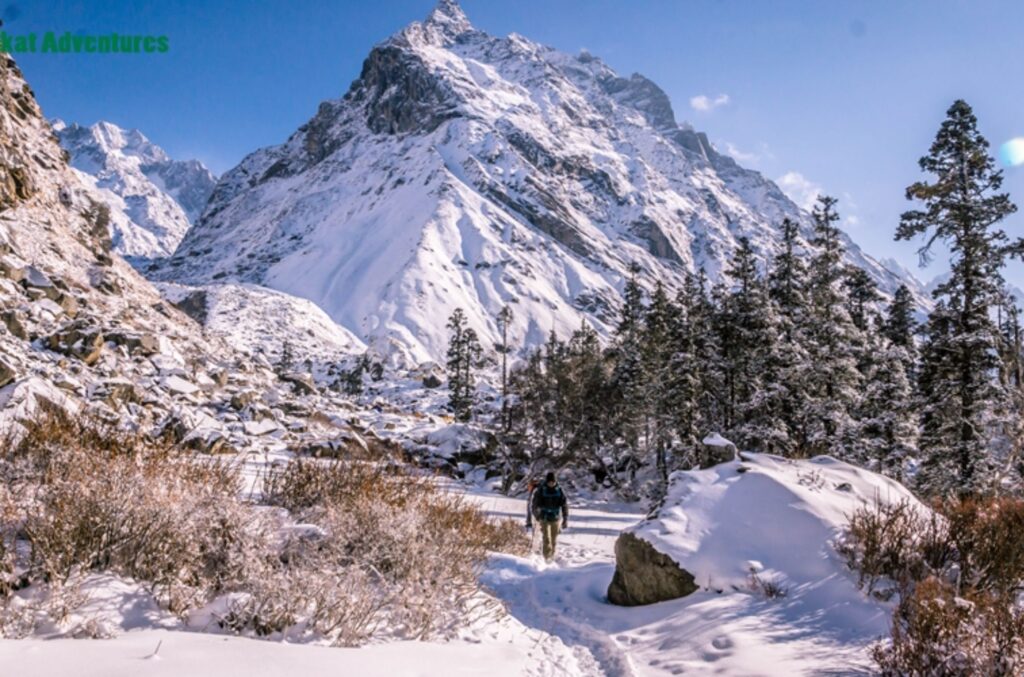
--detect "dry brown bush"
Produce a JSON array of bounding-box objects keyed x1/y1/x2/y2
[
  {"x1": 944, "y1": 497, "x2": 1024, "y2": 595},
  {"x1": 1, "y1": 409, "x2": 263, "y2": 615},
  {"x1": 843, "y1": 495, "x2": 1024, "y2": 674},
  {"x1": 837, "y1": 498, "x2": 947, "y2": 594},
  {"x1": 263, "y1": 459, "x2": 527, "y2": 637},
  {"x1": 1, "y1": 410, "x2": 526, "y2": 644}
]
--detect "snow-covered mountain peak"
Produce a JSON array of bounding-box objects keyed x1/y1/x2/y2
[
  {"x1": 55, "y1": 120, "x2": 216, "y2": 262},
  {"x1": 425, "y1": 0, "x2": 474, "y2": 37},
  {"x1": 157, "y1": 2, "x2": 925, "y2": 364}
]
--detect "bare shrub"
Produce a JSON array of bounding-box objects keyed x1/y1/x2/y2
[
  {"x1": 263, "y1": 459, "x2": 528, "y2": 638},
  {"x1": 943, "y1": 496, "x2": 1024, "y2": 595},
  {"x1": 837, "y1": 498, "x2": 943, "y2": 593},
  {"x1": 217, "y1": 560, "x2": 386, "y2": 646},
  {"x1": 842, "y1": 495, "x2": 1024, "y2": 674},
  {"x1": 1, "y1": 410, "x2": 526, "y2": 645},
  {"x1": 1, "y1": 410, "x2": 265, "y2": 618},
  {"x1": 874, "y1": 578, "x2": 1024, "y2": 676},
  {"x1": 747, "y1": 567, "x2": 788, "y2": 600}
]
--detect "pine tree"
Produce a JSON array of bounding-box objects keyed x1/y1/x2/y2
[
  {"x1": 995, "y1": 293, "x2": 1024, "y2": 489},
  {"x1": 720, "y1": 237, "x2": 786, "y2": 452},
  {"x1": 768, "y1": 218, "x2": 809, "y2": 333},
  {"x1": 766, "y1": 218, "x2": 813, "y2": 456},
  {"x1": 885, "y1": 285, "x2": 918, "y2": 351},
  {"x1": 884, "y1": 284, "x2": 919, "y2": 386},
  {"x1": 896, "y1": 100, "x2": 1022, "y2": 494},
  {"x1": 855, "y1": 331, "x2": 918, "y2": 480},
  {"x1": 610, "y1": 263, "x2": 647, "y2": 483},
  {"x1": 446, "y1": 308, "x2": 481, "y2": 421},
  {"x1": 278, "y1": 340, "x2": 295, "y2": 375},
  {"x1": 641, "y1": 281, "x2": 679, "y2": 483},
  {"x1": 667, "y1": 270, "x2": 714, "y2": 467},
  {"x1": 844, "y1": 267, "x2": 882, "y2": 334},
  {"x1": 496, "y1": 305, "x2": 514, "y2": 428},
  {"x1": 804, "y1": 195, "x2": 863, "y2": 458}
]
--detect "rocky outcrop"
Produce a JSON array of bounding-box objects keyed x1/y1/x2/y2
[
  {"x1": 280, "y1": 371, "x2": 317, "y2": 396},
  {"x1": 47, "y1": 322, "x2": 104, "y2": 365},
  {"x1": 607, "y1": 532, "x2": 697, "y2": 606},
  {"x1": 170, "y1": 289, "x2": 208, "y2": 324},
  {"x1": 352, "y1": 44, "x2": 461, "y2": 136},
  {"x1": 0, "y1": 357, "x2": 15, "y2": 387}
]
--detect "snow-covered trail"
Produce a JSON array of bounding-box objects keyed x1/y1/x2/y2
[
  {"x1": 465, "y1": 489, "x2": 646, "y2": 676},
  {"x1": 461, "y1": 487, "x2": 880, "y2": 677}
]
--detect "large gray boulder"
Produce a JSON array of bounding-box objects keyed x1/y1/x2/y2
[{"x1": 607, "y1": 532, "x2": 697, "y2": 606}]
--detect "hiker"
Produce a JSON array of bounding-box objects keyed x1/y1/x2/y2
[{"x1": 526, "y1": 471, "x2": 568, "y2": 561}]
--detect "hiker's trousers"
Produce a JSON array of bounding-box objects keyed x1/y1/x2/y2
[{"x1": 540, "y1": 518, "x2": 560, "y2": 560}]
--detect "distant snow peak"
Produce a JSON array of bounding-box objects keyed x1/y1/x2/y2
[
  {"x1": 55, "y1": 120, "x2": 216, "y2": 262},
  {"x1": 157, "y1": 0, "x2": 925, "y2": 363}
]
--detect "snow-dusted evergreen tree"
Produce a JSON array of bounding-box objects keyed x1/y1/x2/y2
[
  {"x1": 563, "y1": 322, "x2": 611, "y2": 467},
  {"x1": 609, "y1": 263, "x2": 647, "y2": 479},
  {"x1": 641, "y1": 281, "x2": 680, "y2": 483},
  {"x1": 804, "y1": 196, "x2": 863, "y2": 458},
  {"x1": 844, "y1": 267, "x2": 883, "y2": 334},
  {"x1": 667, "y1": 270, "x2": 715, "y2": 467},
  {"x1": 885, "y1": 285, "x2": 918, "y2": 351},
  {"x1": 766, "y1": 217, "x2": 813, "y2": 456},
  {"x1": 896, "y1": 100, "x2": 1022, "y2": 495},
  {"x1": 720, "y1": 237, "x2": 786, "y2": 453},
  {"x1": 496, "y1": 305, "x2": 514, "y2": 424},
  {"x1": 446, "y1": 308, "x2": 481, "y2": 421},
  {"x1": 854, "y1": 329, "x2": 918, "y2": 480},
  {"x1": 995, "y1": 293, "x2": 1024, "y2": 489}
]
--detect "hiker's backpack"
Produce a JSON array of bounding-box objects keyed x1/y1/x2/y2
[{"x1": 536, "y1": 485, "x2": 564, "y2": 522}]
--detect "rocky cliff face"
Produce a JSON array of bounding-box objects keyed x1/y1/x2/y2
[
  {"x1": 0, "y1": 54, "x2": 378, "y2": 461},
  {"x1": 155, "y1": 0, "x2": 922, "y2": 364},
  {"x1": 54, "y1": 120, "x2": 216, "y2": 262}
]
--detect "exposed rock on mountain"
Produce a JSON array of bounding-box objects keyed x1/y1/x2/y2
[
  {"x1": 53, "y1": 119, "x2": 216, "y2": 262},
  {"x1": 0, "y1": 53, "x2": 390, "y2": 462}
]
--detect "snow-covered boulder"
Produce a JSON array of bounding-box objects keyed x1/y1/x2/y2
[
  {"x1": 698, "y1": 432, "x2": 737, "y2": 468},
  {"x1": 607, "y1": 453, "x2": 922, "y2": 606}
]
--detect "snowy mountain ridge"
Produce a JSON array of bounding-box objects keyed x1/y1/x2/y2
[
  {"x1": 53, "y1": 119, "x2": 216, "y2": 262},
  {"x1": 156, "y1": 0, "x2": 924, "y2": 364}
]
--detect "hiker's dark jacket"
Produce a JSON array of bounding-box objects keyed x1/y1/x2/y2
[{"x1": 531, "y1": 483, "x2": 568, "y2": 523}]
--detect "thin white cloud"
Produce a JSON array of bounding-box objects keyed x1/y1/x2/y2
[
  {"x1": 776, "y1": 171, "x2": 823, "y2": 211},
  {"x1": 690, "y1": 93, "x2": 730, "y2": 112},
  {"x1": 722, "y1": 141, "x2": 759, "y2": 164}
]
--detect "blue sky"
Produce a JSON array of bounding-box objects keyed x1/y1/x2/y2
[{"x1": 14, "y1": 0, "x2": 1024, "y2": 287}]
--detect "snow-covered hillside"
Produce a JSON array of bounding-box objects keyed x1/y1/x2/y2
[
  {"x1": 157, "y1": 281, "x2": 366, "y2": 372},
  {"x1": 155, "y1": 0, "x2": 922, "y2": 364},
  {"x1": 53, "y1": 120, "x2": 216, "y2": 262}
]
